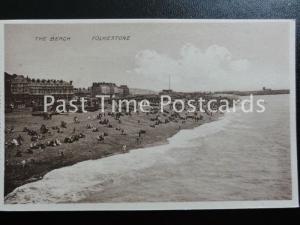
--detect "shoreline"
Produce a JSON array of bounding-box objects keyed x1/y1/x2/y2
[{"x1": 5, "y1": 109, "x2": 221, "y2": 196}]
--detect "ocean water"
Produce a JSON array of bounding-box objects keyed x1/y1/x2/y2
[{"x1": 5, "y1": 95, "x2": 292, "y2": 204}]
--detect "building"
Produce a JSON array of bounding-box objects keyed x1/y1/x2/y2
[
  {"x1": 6, "y1": 72, "x2": 130, "y2": 109},
  {"x1": 119, "y1": 85, "x2": 130, "y2": 96},
  {"x1": 74, "y1": 87, "x2": 92, "y2": 98},
  {"x1": 91, "y1": 82, "x2": 117, "y2": 97},
  {"x1": 5, "y1": 72, "x2": 16, "y2": 110},
  {"x1": 262, "y1": 86, "x2": 272, "y2": 91},
  {"x1": 9, "y1": 74, "x2": 31, "y2": 107},
  {"x1": 91, "y1": 82, "x2": 129, "y2": 98},
  {"x1": 6, "y1": 73, "x2": 74, "y2": 107},
  {"x1": 29, "y1": 78, "x2": 74, "y2": 105},
  {"x1": 159, "y1": 89, "x2": 173, "y2": 95}
]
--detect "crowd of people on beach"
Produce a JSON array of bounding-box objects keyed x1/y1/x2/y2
[
  {"x1": 5, "y1": 98, "x2": 227, "y2": 168},
  {"x1": 5, "y1": 110, "x2": 144, "y2": 162}
]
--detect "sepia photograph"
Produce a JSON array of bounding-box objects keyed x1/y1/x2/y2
[{"x1": 0, "y1": 20, "x2": 298, "y2": 210}]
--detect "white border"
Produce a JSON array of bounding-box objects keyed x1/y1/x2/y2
[{"x1": 0, "y1": 19, "x2": 298, "y2": 211}]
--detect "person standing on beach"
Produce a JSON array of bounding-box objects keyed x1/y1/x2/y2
[
  {"x1": 122, "y1": 144, "x2": 127, "y2": 153},
  {"x1": 21, "y1": 159, "x2": 26, "y2": 168},
  {"x1": 59, "y1": 149, "x2": 64, "y2": 158}
]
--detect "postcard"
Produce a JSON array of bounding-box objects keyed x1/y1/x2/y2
[{"x1": 0, "y1": 19, "x2": 298, "y2": 210}]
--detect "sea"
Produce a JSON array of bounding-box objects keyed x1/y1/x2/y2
[{"x1": 5, "y1": 95, "x2": 292, "y2": 204}]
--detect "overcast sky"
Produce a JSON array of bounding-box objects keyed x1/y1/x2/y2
[{"x1": 5, "y1": 21, "x2": 292, "y2": 91}]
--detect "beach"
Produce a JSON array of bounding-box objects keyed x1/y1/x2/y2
[
  {"x1": 5, "y1": 104, "x2": 219, "y2": 195},
  {"x1": 4, "y1": 95, "x2": 292, "y2": 204}
]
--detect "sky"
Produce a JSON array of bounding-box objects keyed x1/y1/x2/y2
[{"x1": 5, "y1": 21, "x2": 293, "y2": 91}]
